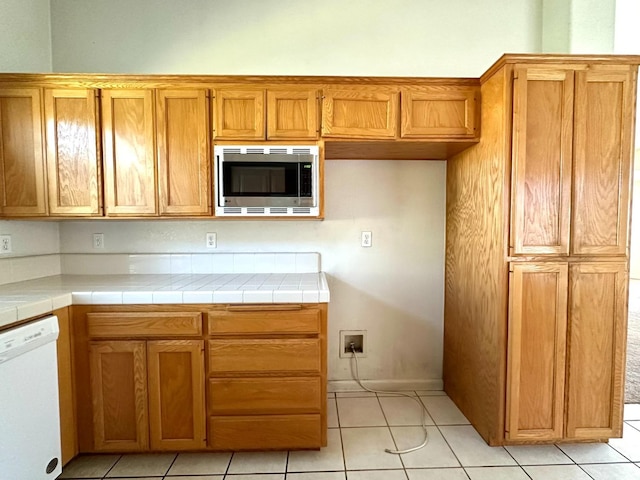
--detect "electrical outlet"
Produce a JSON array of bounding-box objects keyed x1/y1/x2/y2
[
  {"x1": 93, "y1": 233, "x2": 105, "y2": 249},
  {"x1": 206, "y1": 232, "x2": 217, "y2": 248},
  {"x1": 339, "y1": 330, "x2": 367, "y2": 358},
  {"x1": 0, "y1": 235, "x2": 12, "y2": 254},
  {"x1": 361, "y1": 231, "x2": 372, "y2": 247}
]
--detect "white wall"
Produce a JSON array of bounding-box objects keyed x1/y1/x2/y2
[
  {"x1": 0, "y1": 0, "x2": 52, "y2": 72},
  {"x1": 51, "y1": 0, "x2": 542, "y2": 77},
  {"x1": 60, "y1": 161, "x2": 446, "y2": 384}
]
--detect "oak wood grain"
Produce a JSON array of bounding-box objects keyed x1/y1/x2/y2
[
  {"x1": 0, "y1": 88, "x2": 47, "y2": 215},
  {"x1": 267, "y1": 88, "x2": 319, "y2": 139},
  {"x1": 87, "y1": 311, "x2": 203, "y2": 337},
  {"x1": 213, "y1": 88, "x2": 265, "y2": 140},
  {"x1": 207, "y1": 306, "x2": 320, "y2": 335},
  {"x1": 55, "y1": 307, "x2": 78, "y2": 465},
  {"x1": 44, "y1": 88, "x2": 101, "y2": 215}
]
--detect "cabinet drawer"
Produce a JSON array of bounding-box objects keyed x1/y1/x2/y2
[
  {"x1": 87, "y1": 312, "x2": 202, "y2": 337},
  {"x1": 208, "y1": 306, "x2": 320, "y2": 335},
  {"x1": 209, "y1": 377, "x2": 321, "y2": 414},
  {"x1": 208, "y1": 339, "x2": 320, "y2": 373},
  {"x1": 209, "y1": 414, "x2": 321, "y2": 450}
]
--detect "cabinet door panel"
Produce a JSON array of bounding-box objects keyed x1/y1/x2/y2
[
  {"x1": 44, "y1": 89, "x2": 101, "y2": 215},
  {"x1": 511, "y1": 68, "x2": 573, "y2": 255},
  {"x1": 214, "y1": 89, "x2": 265, "y2": 140},
  {"x1": 506, "y1": 263, "x2": 568, "y2": 441},
  {"x1": 566, "y1": 263, "x2": 627, "y2": 439},
  {"x1": 267, "y1": 89, "x2": 318, "y2": 139},
  {"x1": 102, "y1": 89, "x2": 157, "y2": 216},
  {"x1": 572, "y1": 68, "x2": 634, "y2": 255},
  {"x1": 401, "y1": 86, "x2": 478, "y2": 138},
  {"x1": 148, "y1": 340, "x2": 205, "y2": 450},
  {"x1": 89, "y1": 341, "x2": 148, "y2": 451},
  {"x1": 0, "y1": 88, "x2": 47, "y2": 216},
  {"x1": 322, "y1": 88, "x2": 398, "y2": 138},
  {"x1": 157, "y1": 89, "x2": 211, "y2": 215}
]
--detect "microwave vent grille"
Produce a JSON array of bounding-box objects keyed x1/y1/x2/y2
[
  {"x1": 292, "y1": 207, "x2": 311, "y2": 214},
  {"x1": 269, "y1": 207, "x2": 288, "y2": 214},
  {"x1": 268, "y1": 148, "x2": 288, "y2": 154},
  {"x1": 292, "y1": 148, "x2": 312, "y2": 155},
  {"x1": 247, "y1": 207, "x2": 266, "y2": 214},
  {"x1": 223, "y1": 207, "x2": 242, "y2": 214},
  {"x1": 222, "y1": 148, "x2": 242, "y2": 154}
]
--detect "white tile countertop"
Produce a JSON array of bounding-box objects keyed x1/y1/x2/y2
[{"x1": 0, "y1": 272, "x2": 330, "y2": 329}]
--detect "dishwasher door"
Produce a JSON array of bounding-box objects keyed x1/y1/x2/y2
[{"x1": 0, "y1": 315, "x2": 62, "y2": 480}]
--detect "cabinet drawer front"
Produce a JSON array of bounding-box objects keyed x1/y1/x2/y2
[
  {"x1": 209, "y1": 377, "x2": 321, "y2": 414},
  {"x1": 208, "y1": 306, "x2": 320, "y2": 335},
  {"x1": 208, "y1": 339, "x2": 320, "y2": 373},
  {"x1": 87, "y1": 312, "x2": 202, "y2": 337},
  {"x1": 209, "y1": 414, "x2": 321, "y2": 450}
]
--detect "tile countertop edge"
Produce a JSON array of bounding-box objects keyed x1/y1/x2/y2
[{"x1": 0, "y1": 272, "x2": 331, "y2": 329}]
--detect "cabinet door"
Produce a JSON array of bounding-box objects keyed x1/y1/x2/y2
[
  {"x1": 321, "y1": 88, "x2": 398, "y2": 138},
  {"x1": 213, "y1": 88, "x2": 265, "y2": 140},
  {"x1": 506, "y1": 263, "x2": 568, "y2": 441},
  {"x1": 89, "y1": 341, "x2": 148, "y2": 451},
  {"x1": 401, "y1": 86, "x2": 478, "y2": 138},
  {"x1": 102, "y1": 89, "x2": 157, "y2": 216},
  {"x1": 267, "y1": 89, "x2": 318, "y2": 139},
  {"x1": 566, "y1": 262, "x2": 627, "y2": 439},
  {"x1": 510, "y1": 67, "x2": 574, "y2": 256},
  {"x1": 157, "y1": 89, "x2": 211, "y2": 215},
  {"x1": 571, "y1": 68, "x2": 635, "y2": 256},
  {"x1": 147, "y1": 340, "x2": 205, "y2": 450},
  {"x1": 44, "y1": 89, "x2": 101, "y2": 215},
  {"x1": 0, "y1": 88, "x2": 47, "y2": 216}
]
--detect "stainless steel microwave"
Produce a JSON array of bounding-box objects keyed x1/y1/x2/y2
[{"x1": 214, "y1": 145, "x2": 319, "y2": 217}]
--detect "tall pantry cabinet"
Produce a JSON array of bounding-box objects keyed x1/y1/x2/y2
[{"x1": 444, "y1": 55, "x2": 639, "y2": 446}]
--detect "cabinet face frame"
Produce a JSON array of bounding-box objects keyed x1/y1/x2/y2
[
  {"x1": 506, "y1": 263, "x2": 568, "y2": 441},
  {"x1": 321, "y1": 88, "x2": 399, "y2": 138},
  {"x1": 101, "y1": 89, "x2": 158, "y2": 216},
  {"x1": 44, "y1": 88, "x2": 101, "y2": 216},
  {"x1": 571, "y1": 68, "x2": 635, "y2": 256},
  {"x1": 565, "y1": 262, "x2": 627, "y2": 439},
  {"x1": 266, "y1": 88, "x2": 319, "y2": 140},
  {"x1": 401, "y1": 86, "x2": 478, "y2": 138},
  {"x1": 510, "y1": 67, "x2": 574, "y2": 256},
  {"x1": 157, "y1": 89, "x2": 211, "y2": 215},
  {"x1": 213, "y1": 88, "x2": 265, "y2": 140},
  {"x1": 0, "y1": 87, "x2": 47, "y2": 216}
]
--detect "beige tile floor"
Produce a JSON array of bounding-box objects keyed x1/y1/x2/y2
[{"x1": 59, "y1": 391, "x2": 640, "y2": 480}]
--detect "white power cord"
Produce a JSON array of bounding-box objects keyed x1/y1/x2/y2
[{"x1": 349, "y1": 344, "x2": 429, "y2": 455}]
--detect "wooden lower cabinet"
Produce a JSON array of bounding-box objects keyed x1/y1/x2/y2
[
  {"x1": 506, "y1": 262, "x2": 627, "y2": 443},
  {"x1": 74, "y1": 304, "x2": 327, "y2": 453}
]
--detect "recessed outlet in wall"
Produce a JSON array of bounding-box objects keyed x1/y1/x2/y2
[
  {"x1": 339, "y1": 330, "x2": 367, "y2": 358},
  {"x1": 361, "y1": 231, "x2": 372, "y2": 247},
  {"x1": 206, "y1": 232, "x2": 217, "y2": 248},
  {"x1": 0, "y1": 235, "x2": 12, "y2": 254},
  {"x1": 92, "y1": 233, "x2": 105, "y2": 249}
]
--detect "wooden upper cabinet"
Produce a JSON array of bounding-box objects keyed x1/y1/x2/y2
[
  {"x1": 510, "y1": 68, "x2": 574, "y2": 256},
  {"x1": 565, "y1": 262, "x2": 627, "y2": 439},
  {"x1": 571, "y1": 68, "x2": 634, "y2": 256},
  {"x1": 321, "y1": 88, "x2": 398, "y2": 138},
  {"x1": 0, "y1": 88, "x2": 47, "y2": 216},
  {"x1": 102, "y1": 89, "x2": 157, "y2": 216},
  {"x1": 147, "y1": 340, "x2": 205, "y2": 450},
  {"x1": 157, "y1": 89, "x2": 211, "y2": 216},
  {"x1": 506, "y1": 263, "x2": 568, "y2": 442},
  {"x1": 213, "y1": 88, "x2": 265, "y2": 140},
  {"x1": 44, "y1": 88, "x2": 101, "y2": 216},
  {"x1": 401, "y1": 86, "x2": 478, "y2": 138},
  {"x1": 267, "y1": 89, "x2": 318, "y2": 139}
]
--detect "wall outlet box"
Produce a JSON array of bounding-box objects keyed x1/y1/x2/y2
[
  {"x1": 0, "y1": 235, "x2": 12, "y2": 254},
  {"x1": 339, "y1": 330, "x2": 367, "y2": 358},
  {"x1": 93, "y1": 233, "x2": 104, "y2": 249},
  {"x1": 206, "y1": 232, "x2": 217, "y2": 248}
]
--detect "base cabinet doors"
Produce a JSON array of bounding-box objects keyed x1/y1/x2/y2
[{"x1": 507, "y1": 262, "x2": 627, "y2": 442}]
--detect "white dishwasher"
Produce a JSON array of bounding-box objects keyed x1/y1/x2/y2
[{"x1": 0, "y1": 315, "x2": 62, "y2": 480}]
